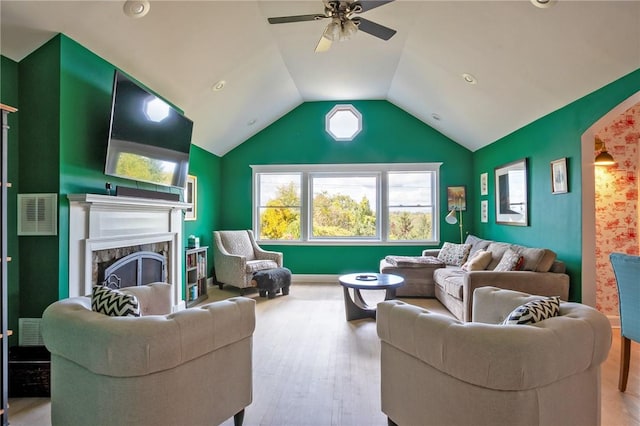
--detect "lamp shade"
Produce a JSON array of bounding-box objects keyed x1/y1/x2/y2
[
  {"x1": 445, "y1": 209, "x2": 458, "y2": 225},
  {"x1": 595, "y1": 150, "x2": 616, "y2": 166}
]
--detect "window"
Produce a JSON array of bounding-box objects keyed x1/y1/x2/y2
[
  {"x1": 256, "y1": 173, "x2": 301, "y2": 240},
  {"x1": 253, "y1": 163, "x2": 441, "y2": 245},
  {"x1": 325, "y1": 104, "x2": 362, "y2": 141},
  {"x1": 388, "y1": 172, "x2": 434, "y2": 241},
  {"x1": 311, "y1": 174, "x2": 377, "y2": 239}
]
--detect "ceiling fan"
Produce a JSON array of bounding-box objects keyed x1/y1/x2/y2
[{"x1": 267, "y1": 1, "x2": 397, "y2": 53}]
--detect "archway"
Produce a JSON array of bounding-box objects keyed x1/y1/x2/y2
[{"x1": 581, "y1": 91, "x2": 640, "y2": 310}]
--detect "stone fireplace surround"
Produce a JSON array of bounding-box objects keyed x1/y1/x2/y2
[{"x1": 68, "y1": 193, "x2": 190, "y2": 311}]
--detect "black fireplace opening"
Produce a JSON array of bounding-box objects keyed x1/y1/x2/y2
[{"x1": 98, "y1": 251, "x2": 167, "y2": 289}]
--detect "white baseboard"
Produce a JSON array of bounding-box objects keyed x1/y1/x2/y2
[{"x1": 292, "y1": 274, "x2": 340, "y2": 284}]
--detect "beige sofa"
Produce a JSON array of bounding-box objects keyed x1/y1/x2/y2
[
  {"x1": 41, "y1": 283, "x2": 255, "y2": 426},
  {"x1": 423, "y1": 235, "x2": 570, "y2": 321},
  {"x1": 377, "y1": 287, "x2": 612, "y2": 426}
]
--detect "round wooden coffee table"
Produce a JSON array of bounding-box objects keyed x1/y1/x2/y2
[{"x1": 338, "y1": 273, "x2": 405, "y2": 321}]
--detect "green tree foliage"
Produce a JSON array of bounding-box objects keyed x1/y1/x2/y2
[
  {"x1": 312, "y1": 192, "x2": 376, "y2": 237},
  {"x1": 389, "y1": 211, "x2": 433, "y2": 240},
  {"x1": 260, "y1": 182, "x2": 300, "y2": 240},
  {"x1": 260, "y1": 184, "x2": 433, "y2": 240},
  {"x1": 116, "y1": 153, "x2": 172, "y2": 185}
]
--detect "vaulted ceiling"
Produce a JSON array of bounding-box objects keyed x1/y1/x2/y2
[{"x1": 2, "y1": 1, "x2": 639, "y2": 156}]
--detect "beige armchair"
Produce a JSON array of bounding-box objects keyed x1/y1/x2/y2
[
  {"x1": 41, "y1": 283, "x2": 255, "y2": 426},
  {"x1": 213, "y1": 230, "x2": 283, "y2": 293},
  {"x1": 377, "y1": 287, "x2": 612, "y2": 426}
]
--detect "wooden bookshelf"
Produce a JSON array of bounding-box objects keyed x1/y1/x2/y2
[{"x1": 185, "y1": 246, "x2": 208, "y2": 307}]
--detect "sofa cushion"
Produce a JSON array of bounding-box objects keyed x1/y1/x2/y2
[
  {"x1": 510, "y1": 245, "x2": 546, "y2": 271},
  {"x1": 437, "y1": 242, "x2": 472, "y2": 266},
  {"x1": 464, "y1": 234, "x2": 492, "y2": 259},
  {"x1": 245, "y1": 259, "x2": 279, "y2": 273},
  {"x1": 486, "y1": 242, "x2": 512, "y2": 270},
  {"x1": 433, "y1": 268, "x2": 465, "y2": 300},
  {"x1": 461, "y1": 250, "x2": 492, "y2": 271},
  {"x1": 91, "y1": 285, "x2": 140, "y2": 317},
  {"x1": 502, "y1": 296, "x2": 560, "y2": 325},
  {"x1": 536, "y1": 249, "x2": 558, "y2": 272},
  {"x1": 384, "y1": 255, "x2": 445, "y2": 268},
  {"x1": 494, "y1": 248, "x2": 523, "y2": 272}
]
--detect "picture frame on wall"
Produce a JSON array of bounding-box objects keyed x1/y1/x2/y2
[
  {"x1": 551, "y1": 158, "x2": 568, "y2": 194},
  {"x1": 495, "y1": 158, "x2": 528, "y2": 226},
  {"x1": 447, "y1": 186, "x2": 467, "y2": 211},
  {"x1": 481, "y1": 200, "x2": 488, "y2": 223},
  {"x1": 480, "y1": 172, "x2": 488, "y2": 196},
  {"x1": 185, "y1": 174, "x2": 197, "y2": 221}
]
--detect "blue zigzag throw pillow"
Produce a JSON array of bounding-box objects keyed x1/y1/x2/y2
[
  {"x1": 502, "y1": 296, "x2": 560, "y2": 325},
  {"x1": 91, "y1": 285, "x2": 141, "y2": 317}
]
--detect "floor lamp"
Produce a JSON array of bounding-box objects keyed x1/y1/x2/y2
[{"x1": 445, "y1": 205, "x2": 464, "y2": 244}]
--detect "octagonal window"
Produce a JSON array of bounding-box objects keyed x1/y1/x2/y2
[{"x1": 325, "y1": 104, "x2": 362, "y2": 141}]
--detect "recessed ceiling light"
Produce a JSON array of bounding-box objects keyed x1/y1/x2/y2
[
  {"x1": 462, "y1": 73, "x2": 477, "y2": 85},
  {"x1": 212, "y1": 80, "x2": 226, "y2": 92},
  {"x1": 530, "y1": 0, "x2": 557, "y2": 9},
  {"x1": 431, "y1": 113, "x2": 442, "y2": 121},
  {"x1": 123, "y1": 0, "x2": 150, "y2": 18}
]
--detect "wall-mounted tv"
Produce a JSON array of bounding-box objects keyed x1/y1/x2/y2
[{"x1": 105, "y1": 70, "x2": 193, "y2": 189}]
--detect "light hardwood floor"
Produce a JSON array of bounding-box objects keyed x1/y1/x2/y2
[{"x1": 7, "y1": 283, "x2": 640, "y2": 426}]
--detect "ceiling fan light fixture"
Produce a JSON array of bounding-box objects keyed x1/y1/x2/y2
[{"x1": 342, "y1": 19, "x2": 358, "y2": 40}]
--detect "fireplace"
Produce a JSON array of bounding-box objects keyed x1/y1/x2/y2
[
  {"x1": 68, "y1": 194, "x2": 190, "y2": 311},
  {"x1": 93, "y1": 242, "x2": 169, "y2": 287}
]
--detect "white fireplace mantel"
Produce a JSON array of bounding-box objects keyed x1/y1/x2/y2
[{"x1": 68, "y1": 193, "x2": 190, "y2": 311}]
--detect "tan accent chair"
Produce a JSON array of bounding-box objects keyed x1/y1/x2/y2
[
  {"x1": 377, "y1": 287, "x2": 612, "y2": 426},
  {"x1": 213, "y1": 230, "x2": 283, "y2": 294},
  {"x1": 41, "y1": 283, "x2": 255, "y2": 426}
]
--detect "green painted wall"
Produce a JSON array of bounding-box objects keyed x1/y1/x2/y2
[
  {"x1": 0, "y1": 56, "x2": 20, "y2": 344},
  {"x1": 184, "y1": 144, "x2": 222, "y2": 281},
  {"x1": 474, "y1": 68, "x2": 640, "y2": 301},
  {"x1": 220, "y1": 100, "x2": 474, "y2": 274},
  {"x1": 17, "y1": 37, "x2": 61, "y2": 320}
]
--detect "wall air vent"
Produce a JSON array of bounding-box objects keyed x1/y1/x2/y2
[{"x1": 18, "y1": 193, "x2": 58, "y2": 236}]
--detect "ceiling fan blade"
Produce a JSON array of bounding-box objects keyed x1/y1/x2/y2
[
  {"x1": 355, "y1": 18, "x2": 396, "y2": 41},
  {"x1": 356, "y1": 0, "x2": 396, "y2": 13},
  {"x1": 268, "y1": 14, "x2": 326, "y2": 24},
  {"x1": 315, "y1": 35, "x2": 332, "y2": 53}
]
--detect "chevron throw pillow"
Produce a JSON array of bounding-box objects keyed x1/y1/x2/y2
[
  {"x1": 502, "y1": 296, "x2": 560, "y2": 325},
  {"x1": 91, "y1": 285, "x2": 141, "y2": 317}
]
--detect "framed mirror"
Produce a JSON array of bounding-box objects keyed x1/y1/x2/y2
[{"x1": 495, "y1": 158, "x2": 528, "y2": 226}]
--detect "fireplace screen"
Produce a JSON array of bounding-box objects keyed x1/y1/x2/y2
[{"x1": 100, "y1": 251, "x2": 166, "y2": 289}]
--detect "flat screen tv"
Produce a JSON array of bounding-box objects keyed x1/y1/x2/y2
[{"x1": 105, "y1": 70, "x2": 193, "y2": 189}]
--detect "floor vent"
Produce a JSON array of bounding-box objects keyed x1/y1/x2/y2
[{"x1": 19, "y1": 318, "x2": 44, "y2": 346}]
